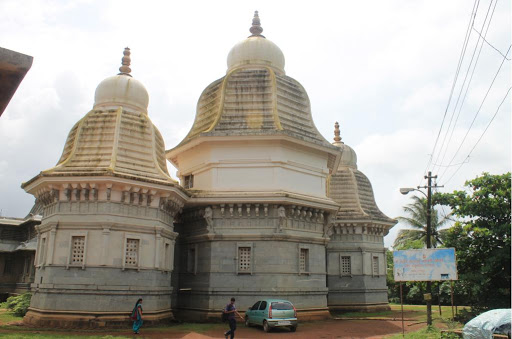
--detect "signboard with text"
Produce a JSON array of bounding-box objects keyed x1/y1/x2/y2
[{"x1": 393, "y1": 248, "x2": 458, "y2": 282}]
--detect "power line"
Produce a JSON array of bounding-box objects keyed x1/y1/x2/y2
[
  {"x1": 434, "y1": 0, "x2": 498, "y2": 175},
  {"x1": 438, "y1": 44, "x2": 511, "y2": 182},
  {"x1": 472, "y1": 27, "x2": 511, "y2": 60},
  {"x1": 442, "y1": 86, "x2": 511, "y2": 185},
  {"x1": 421, "y1": 0, "x2": 480, "y2": 186}
]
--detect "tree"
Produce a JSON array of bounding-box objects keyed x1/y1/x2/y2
[
  {"x1": 393, "y1": 195, "x2": 450, "y2": 250},
  {"x1": 435, "y1": 172, "x2": 511, "y2": 310}
]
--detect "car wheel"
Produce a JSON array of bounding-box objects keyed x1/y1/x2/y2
[
  {"x1": 290, "y1": 325, "x2": 297, "y2": 332},
  {"x1": 263, "y1": 320, "x2": 270, "y2": 332},
  {"x1": 245, "y1": 316, "x2": 251, "y2": 327}
]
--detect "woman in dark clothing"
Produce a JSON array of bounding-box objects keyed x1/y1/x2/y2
[{"x1": 131, "y1": 298, "x2": 143, "y2": 334}]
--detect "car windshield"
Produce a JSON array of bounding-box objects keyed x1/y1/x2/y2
[{"x1": 271, "y1": 302, "x2": 293, "y2": 310}]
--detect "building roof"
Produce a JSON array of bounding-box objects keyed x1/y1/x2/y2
[
  {"x1": 329, "y1": 123, "x2": 396, "y2": 225},
  {"x1": 169, "y1": 12, "x2": 337, "y2": 154},
  {"x1": 22, "y1": 49, "x2": 177, "y2": 188},
  {"x1": 0, "y1": 47, "x2": 33, "y2": 117}
]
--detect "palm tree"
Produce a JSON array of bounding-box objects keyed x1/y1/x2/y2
[{"x1": 393, "y1": 195, "x2": 450, "y2": 250}]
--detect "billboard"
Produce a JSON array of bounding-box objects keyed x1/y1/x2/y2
[{"x1": 393, "y1": 248, "x2": 458, "y2": 282}]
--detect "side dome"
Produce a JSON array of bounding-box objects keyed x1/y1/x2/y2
[
  {"x1": 329, "y1": 122, "x2": 395, "y2": 227},
  {"x1": 332, "y1": 122, "x2": 357, "y2": 169},
  {"x1": 38, "y1": 48, "x2": 176, "y2": 186},
  {"x1": 227, "y1": 11, "x2": 285, "y2": 74},
  {"x1": 93, "y1": 48, "x2": 149, "y2": 113}
]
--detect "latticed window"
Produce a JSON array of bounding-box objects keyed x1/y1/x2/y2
[
  {"x1": 238, "y1": 247, "x2": 251, "y2": 273},
  {"x1": 184, "y1": 175, "x2": 194, "y2": 189},
  {"x1": 71, "y1": 236, "x2": 85, "y2": 264},
  {"x1": 299, "y1": 248, "x2": 309, "y2": 272},
  {"x1": 373, "y1": 256, "x2": 379, "y2": 275},
  {"x1": 125, "y1": 239, "x2": 139, "y2": 266},
  {"x1": 341, "y1": 256, "x2": 351, "y2": 275}
]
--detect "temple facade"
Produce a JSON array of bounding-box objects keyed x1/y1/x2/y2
[{"x1": 19, "y1": 12, "x2": 395, "y2": 327}]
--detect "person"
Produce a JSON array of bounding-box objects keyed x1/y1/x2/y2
[
  {"x1": 131, "y1": 298, "x2": 143, "y2": 334},
  {"x1": 223, "y1": 297, "x2": 243, "y2": 339}
]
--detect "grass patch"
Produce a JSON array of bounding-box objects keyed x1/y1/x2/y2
[
  {"x1": 0, "y1": 309, "x2": 24, "y2": 325},
  {"x1": 385, "y1": 325, "x2": 461, "y2": 339}
]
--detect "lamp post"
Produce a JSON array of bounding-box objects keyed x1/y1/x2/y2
[{"x1": 399, "y1": 171, "x2": 441, "y2": 327}]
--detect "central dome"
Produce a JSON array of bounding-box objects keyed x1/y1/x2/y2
[
  {"x1": 168, "y1": 12, "x2": 339, "y2": 162},
  {"x1": 226, "y1": 11, "x2": 285, "y2": 74}
]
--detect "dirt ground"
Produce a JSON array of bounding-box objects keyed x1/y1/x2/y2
[{"x1": 0, "y1": 317, "x2": 436, "y2": 339}]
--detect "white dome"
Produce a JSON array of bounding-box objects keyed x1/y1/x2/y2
[
  {"x1": 227, "y1": 36, "x2": 285, "y2": 74},
  {"x1": 94, "y1": 74, "x2": 149, "y2": 113},
  {"x1": 332, "y1": 122, "x2": 357, "y2": 169},
  {"x1": 339, "y1": 143, "x2": 358, "y2": 169},
  {"x1": 226, "y1": 11, "x2": 285, "y2": 74}
]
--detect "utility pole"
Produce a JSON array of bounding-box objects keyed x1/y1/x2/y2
[
  {"x1": 401, "y1": 171, "x2": 442, "y2": 327},
  {"x1": 418, "y1": 171, "x2": 438, "y2": 326}
]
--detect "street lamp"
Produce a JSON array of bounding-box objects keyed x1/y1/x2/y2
[{"x1": 399, "y1": 171, "x2": 441, "y2": 327}]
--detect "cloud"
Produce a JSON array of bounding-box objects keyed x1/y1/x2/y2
[{"x1": 0, "y1": 0, "x2": 509, "y2": 254}]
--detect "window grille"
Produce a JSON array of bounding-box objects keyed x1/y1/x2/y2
[
  {"x1": 184, "y1": 175, "x2": 194, "y2": 189},
  {"x1": 299, "y1": 248, "x2": 309, "y2": 272},
  {"x1": 238, "y1": 247, "x2": 251, "y2": 272},
  {"x1": 372, "y1": 256, "x2": 379, "y2": 275},
  {"x1": 125, "y1": 239, "x2": 139, "y2": 266},
  {"x1": 71, "y1": 236, "x2": 85, "y2": 264},
  {"x1": 341, "y1": 256, "x2": 351, "y2": 275}
]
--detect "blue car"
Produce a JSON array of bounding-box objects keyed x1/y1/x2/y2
[{"x1": 244, "y1": 299, "x2": 298, "y2": 332}]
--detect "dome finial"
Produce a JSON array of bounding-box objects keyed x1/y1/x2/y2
[
  {"x1": 249, "y1": 11, "x2": 265, "y2": 38},
  {"x1": 334, "y1": 121, "x2": 343, "y2": 143},
  {"x1": 118, "y1": 47, "x2": 132, "y2": 76}
]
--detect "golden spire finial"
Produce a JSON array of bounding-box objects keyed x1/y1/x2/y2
[
  {"x1": 249, "y1": 11, "x2": 265, "y2": 38},
  {"x1": 118, "y1": 47, "x2": 132, "y2": 76},
  {"x1": 334, "y1": 121, "x2": 342, "y2": 143}
]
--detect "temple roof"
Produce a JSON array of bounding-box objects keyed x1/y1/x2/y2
[
  {"x1": 22, "y1": 49, "x2": 177, "y2": 188},
  {"x1": 329, "y1": 122, "x2": 396, "y2": 225},
  {"x1": 169, "y1": 12, "x2": 337, "y2": 154}
]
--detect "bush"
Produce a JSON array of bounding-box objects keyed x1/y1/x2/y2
[{"x1": 4, "y1": 293, "x2": 31, "y2": 316}]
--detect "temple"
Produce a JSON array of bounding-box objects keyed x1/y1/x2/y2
[{"x1": 13, "y1": 12, "x2": 396, "y2": 327}]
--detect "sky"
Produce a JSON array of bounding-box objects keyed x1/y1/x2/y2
[{"x1": 1, "y1": 0, "x2": 510, "y2": 247}]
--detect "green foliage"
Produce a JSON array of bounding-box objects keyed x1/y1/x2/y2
[
  {"x1": 4, "y1": 293, "x2": 32, "y2": 317},
  {"x1": 435, "y1": 172, "x2": 511, "y2": 311},
  {"x1": 393, "y1": 195, "x2": 451, "y2": 249}
]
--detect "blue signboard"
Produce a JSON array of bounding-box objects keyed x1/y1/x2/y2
[{"x1": 393, "y1": 248, "x2": 458, "y2": 282}]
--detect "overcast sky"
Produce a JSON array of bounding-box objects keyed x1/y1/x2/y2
[{"x1": 1, "y1": 0, "x2": 510, "y2": 247}]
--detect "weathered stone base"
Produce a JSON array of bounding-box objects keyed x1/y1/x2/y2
[
  {"x1": 328, "y1": 302, "x2": 391, "y2": 313},
  {"x1": 23, "y1": 307, "x2": 173, "y2": 328},
  {"x1": 173, "y1": 307, "x2": 331, "y2": 322}
]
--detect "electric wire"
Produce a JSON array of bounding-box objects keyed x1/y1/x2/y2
[
  {"x1": 434, "y1": 0, "x2": 498, "y2": 176},
  {"x1": 472, "y1": 27, "x2": 512, "y2": 60},
  {"x1": 420, "y1": 0, "x2": 480, "y2": 186},
  {"x1": 438, "y1": 43, "x2": 511, "y2": 182},
  {"x1": 442, "y1": 85, "x2": 511, "y2": 185}
]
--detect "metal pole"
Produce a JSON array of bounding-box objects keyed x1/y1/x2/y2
[
  {"x1": 400, "y1": 282, "x2": 405, "y2": 338},
  {"x1": 451, "y1": 281, "x2": 455, "y2": 320},
  {"x1": 438, "y1": 283, "x2": 442, "y2": 317},
  {"x1": 425, "y1": 171, "x2": 433, "y2": 326}
]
